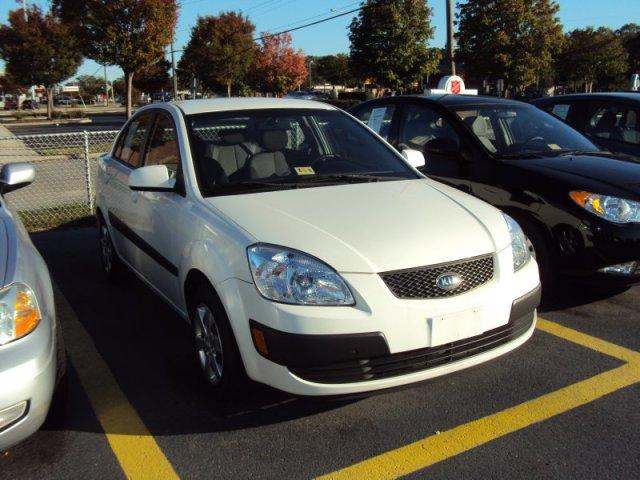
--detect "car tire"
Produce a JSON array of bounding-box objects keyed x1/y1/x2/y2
[
  {"x1": 98, "y1": 217, "x2": 124, "y2": 284},
  {"x1": 55, "y1": 319, "x2": 67, "y2": 386},
  {"x1": 518, "y1": 218, "x2": 556, "y2": 297},
  {"x1": 189, "y1": 283, "x2": 248, "y2": 401}
]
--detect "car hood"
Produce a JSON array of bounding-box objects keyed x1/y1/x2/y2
[
  {"x1": 507, "y1": 154, "x2": 640, "y2": 198},
  {"x1": 207, "y1": 179, "x2": 510, "y2": 274}
]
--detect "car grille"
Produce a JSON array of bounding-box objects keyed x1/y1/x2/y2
[
  {"x1": 289, "y1": 312, "x2": 534, "y2": 384},
  {"x1": 380, "y1": 254, "x2": 494, "y2": 299}
]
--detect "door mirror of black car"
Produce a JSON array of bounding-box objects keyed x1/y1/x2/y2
[{"x1": 0, "y1": 162, "x2": 35, "y2": 194}]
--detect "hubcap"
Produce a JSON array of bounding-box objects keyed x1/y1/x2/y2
[
  {"x1": 194, "y1": 304, "x2": 224, "y2": 385},
  {"x1": 100, "y1": 225, "x2": 113, "y2": 273}
]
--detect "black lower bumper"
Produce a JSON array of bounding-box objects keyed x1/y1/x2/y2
[{"x1": 249, "y1": 286, "x2": 540, "y2": 384}]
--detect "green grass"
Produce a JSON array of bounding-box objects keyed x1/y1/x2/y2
[{"x1": 19, "y1": 203, "x2": 94, "y2": 231}]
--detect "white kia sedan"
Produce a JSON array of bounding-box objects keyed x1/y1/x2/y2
[{"x1": 95, "y1": 98, "x2": 540, "y2": 397}]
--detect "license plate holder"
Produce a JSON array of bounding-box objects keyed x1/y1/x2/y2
[{"x1": 429, "y1": 308, "x2": 484, "y2": 346}]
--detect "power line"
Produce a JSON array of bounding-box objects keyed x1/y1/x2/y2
[{"x1": 171, "y1": 4, "x2": 364, "y2": 55}]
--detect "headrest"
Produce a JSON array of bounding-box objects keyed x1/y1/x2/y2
[
  {"x1": 261, "y1": 130, "x2": 288, "y2": 151},
  {"x1": 219, "y1": 130, "x2": 245, "y2": 145},
  {"x1": 465, "y1": 116, "x2": 488, "y2": 136}
]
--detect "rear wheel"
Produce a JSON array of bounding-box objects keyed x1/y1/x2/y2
[
  {"x1": 98, "y1": 218, "x2": 124, "y2": 283},
  {"x1": 189, "y1": 284, "x2": 247, "y2": 400}
]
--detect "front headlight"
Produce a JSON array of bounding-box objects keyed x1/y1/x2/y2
[
  {"x1": 0, "y1": 282, "x2": 41, "y2": 346},
  {"x1": 570, "y1": 191, "x2": 640, "y2": 224},
  {"x1": 247, "y1": 244, "x2": 355, "y2": 306},
  {"x1": 502, "y1": 214, "x2": 531, "y2": 272}
]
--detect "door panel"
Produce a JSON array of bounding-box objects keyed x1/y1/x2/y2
[
  {"x1": 127, "y1": 112, "x2": 188, "y2": 306},
  {"x1": 397, "y1": 102, "x2": 471, "y2": 191},
  {"x1": 105, "y1": 112, "x2": 153, "y2": 266}
]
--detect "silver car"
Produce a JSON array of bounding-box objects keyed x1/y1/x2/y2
[{"x1": 0, "y1": 163, "x2": 64, "y2": 451}]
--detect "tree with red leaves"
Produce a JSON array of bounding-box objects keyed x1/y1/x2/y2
[{"x1": 251, "y1": 32, "x2": 308, "y2": 96}]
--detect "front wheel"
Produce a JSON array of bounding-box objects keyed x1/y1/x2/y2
[{"x1": 189, "y1": 284, "x2": 247, "y2": 400}]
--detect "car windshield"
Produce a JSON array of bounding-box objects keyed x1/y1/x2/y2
[
  {"x1": 452, "y1": 104, "x2": 599, "y2": 158},
  {"x1": 186, "y1": 108, "x2": 418, "y2": 195}
]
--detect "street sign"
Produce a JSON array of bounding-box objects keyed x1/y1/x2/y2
[{"x1": 62, "y1": 85, "x2": 79, "y2": 93}]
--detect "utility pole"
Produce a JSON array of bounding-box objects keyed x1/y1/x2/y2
[
  {"x1": 22, "y1": 0, "x2": 27, "y2": 21},
  {"x1": 103, "y1": 65, "x2": 109, "y2": 106},
  {"x1": 171, "y1": 41, "x2": 178, "y2": 100},
  {"x1": 308, "y1": 59, "x2": 313, "y2": 91},
  {"x1": 446, "y1": 0, "x2": 456, "y2": 76}
]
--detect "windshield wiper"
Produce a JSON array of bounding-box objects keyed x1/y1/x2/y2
[
  {"x1": 298, "y1": 172, "x2": 407, "y2": 183},
  {"x1": 494, "y1": 152, "x2": 545, "y2": 159},
  {"x1": 554, "y1": 149, "x2": 613, "y2": 157}
]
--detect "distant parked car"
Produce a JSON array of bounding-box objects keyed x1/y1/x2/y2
[
  {"x1": 54, "y1": 96, "x2": 78, "y2": 106},
  {"x1": 0, "y1": 163, "x2": 65, "y2": 451},
  {"x1": 21, "y1": 100, "x2": 39, "y2": 110},
  {"x1": 533, "y1": 93, "x2": 640, "y2": 160},
  {"x1": 3, "y1": 99, "x2": 19, "y2": 110}
]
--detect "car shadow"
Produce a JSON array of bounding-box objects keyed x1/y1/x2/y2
[
  {"x1": 539, "y1": 282, "x2": 630, "y2": 313},
  {"x1": 32, "y1": 227, "x2": 354, "y2": 437}
]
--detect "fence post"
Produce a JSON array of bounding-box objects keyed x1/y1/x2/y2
[{"x1": 83, "y1": 130, "x2": 94, "y2": 214}]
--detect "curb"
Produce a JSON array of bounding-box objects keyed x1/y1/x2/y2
[{"x1": 0, "y1": 118, "x2": 93, "y2": 127}]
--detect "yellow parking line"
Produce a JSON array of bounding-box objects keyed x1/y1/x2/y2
[
  {"x1": 62, "y1": 312, "x2": 179, "y2": 480},
  {"x1": 318, "y1": 318, "x2": 640, "y2": 480}
]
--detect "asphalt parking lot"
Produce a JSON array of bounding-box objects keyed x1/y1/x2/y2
[{"x1": 2, "y1": 226, "x2": 640, "y2": 479}]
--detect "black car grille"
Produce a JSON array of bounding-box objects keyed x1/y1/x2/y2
[
  {"x1": 380, "y1": 254, "x2": 494, "y2": 299},
  {"x1": 289, "y1": 313, "x2": 534, "y2": 384}
]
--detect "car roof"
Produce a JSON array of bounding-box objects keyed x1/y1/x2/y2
[
  {"x1": 170, "y1": 97, "x2": 336, "y2": 115},
  {"x1": 533, "y1": 92, "x2": 640, "y2": 104},
  {"x1": 362, "y1": 94, "x2": 528, "y2": 109}
]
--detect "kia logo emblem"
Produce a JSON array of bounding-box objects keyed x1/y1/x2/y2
[{"x1": 436, "y1": 272, "x2": 463, "y2": 291}]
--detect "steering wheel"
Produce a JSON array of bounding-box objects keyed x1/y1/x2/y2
[
  {"x1": 311, "y1": 154, "x2": 342, "y2": 166},
  {"x1": 504, "y1": 136, "x2": 546, "y2": 153}
]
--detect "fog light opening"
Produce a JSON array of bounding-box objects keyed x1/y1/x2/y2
[
  {"x1": 0, "y1": 400, "x2": 28, "y2": 430},
  {"x1": 598, "y1": 261, "x2": 639, "y2": 276}
]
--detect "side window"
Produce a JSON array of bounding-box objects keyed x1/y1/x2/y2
[
  {"x1": 354, "y1": 104, "x2": 395, "y2": 140},
  {"x1": 620, "y1": 107, "x2": 640, "y2": 145},
  {"x1": 145, "y1": 114, "x2": 180, "y2": 171},
  {"x1": 116, "y1": 113, "x2": 152, "y2": 167},
  {"x1": 549, "y1": 103, "x2": 572, "y2": 121},
  {"x1": 399, "y1": 104, "x2": 460, "y2": 154},
  {"x1": 586, "y1": 102, "x2": 626, "y2": 142}
]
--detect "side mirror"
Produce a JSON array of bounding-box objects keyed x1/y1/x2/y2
[
  {"x1": 129, "y1": 165, "x2": 176, "y2": 192},
  {"x1": 401, "y1": 148, "x2": 426, "y2": 169},
  {"x1": 0, "y1": 162, "x2": 35, "y2": 194}
]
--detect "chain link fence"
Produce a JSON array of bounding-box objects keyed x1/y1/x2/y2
[{"x1": 0, "y1": 130, "x2": 119, "y2": 231}]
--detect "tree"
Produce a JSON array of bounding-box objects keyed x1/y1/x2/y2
[
  {"x1": 0, "y1": 5, "x2": 83, "y2": 118},
  {"x1": 133, "y1": 58, "x2": 171, "y2": 94},
  {"x1": 179, "y1": 12, "x2": 255, "y2": 97},
  {"x1": 313, "y1": 54, "x2": 357, "y2": 87},
  {"x1": 456, "y1": 0, "x2": 564, "y2": 93},
  {"x1": 77, "y1": 75, "x2": 105, "y2": 97},
  {"x1": 617, "y1": 23, "x2": 640, "y2": 75},
  {"x1": 251, "y1": 32, "x2": 308, "y2": 96},
  {"x1": 349, "y1": 0, "x2": 440, "y2": 92},
  {"x1": 54, "y1": 0, "x2": 178, "y2": 117},
  {"x1": 557, "y1": 27, "x2": 629, "y2": 92}
]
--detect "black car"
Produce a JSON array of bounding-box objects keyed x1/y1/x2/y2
[
  {"x1": 349, "y1": 95, "x2": 640, "y2": 290},
  {"x1": 532, "y1": 93, "x2": 640, "y2": 160}
]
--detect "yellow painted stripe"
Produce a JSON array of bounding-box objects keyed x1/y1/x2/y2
[
  {"x1": 62, "y1": 312, "x2": 179, "y2": 479},
  {"x1": 536, "y1": 317, "x2": 640, "y2": 363},
  {"x1": 318, "y1": 318, "x2": 640, "y2": 480}
]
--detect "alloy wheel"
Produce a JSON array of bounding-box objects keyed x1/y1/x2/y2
[{"x1": 194, "y1": 304, "x2": 224, "y2": 385}]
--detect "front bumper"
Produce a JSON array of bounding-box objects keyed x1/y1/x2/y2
[
  {"x1": 218, "y1": 249, "x2": 540, "y2": 396},
  {"x1": 0, "y1": 318, "x2": 56, "y2": 451},
  {"x1": 555, "y1": 217, "x2": 640, "y2": 284}
]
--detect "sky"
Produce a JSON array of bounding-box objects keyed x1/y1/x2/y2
[{"x1": 0, "y1": 0, "x2": 638, "y2": 82}]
